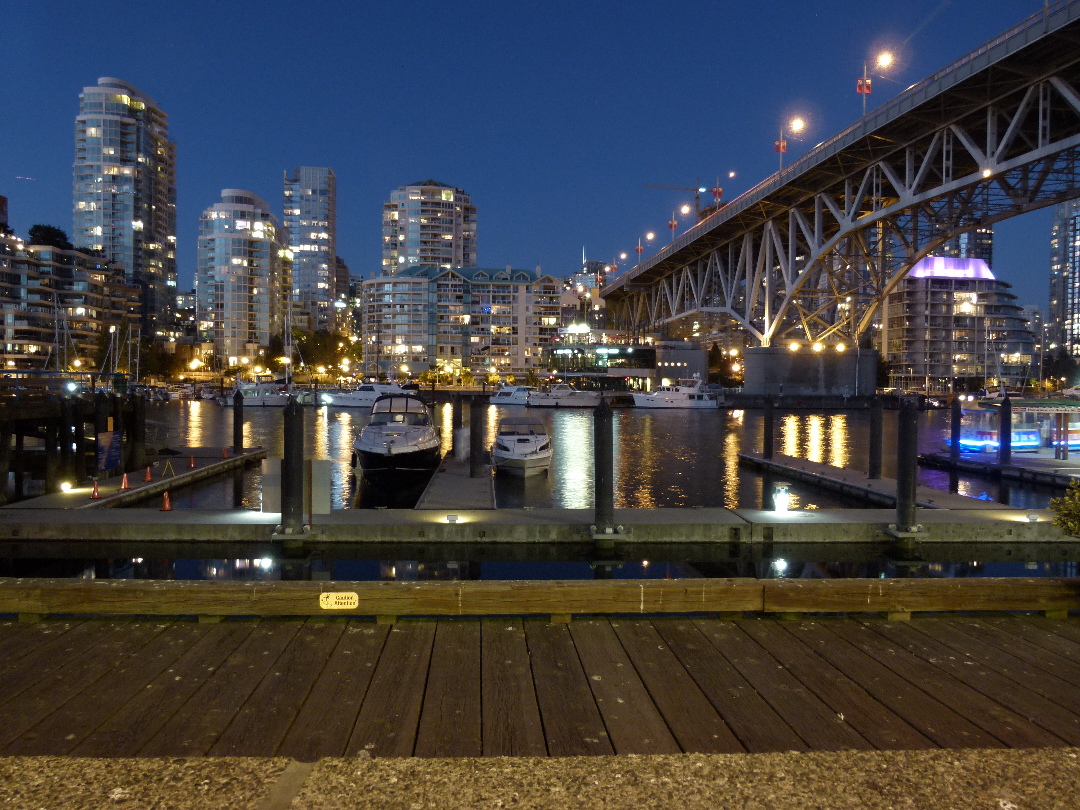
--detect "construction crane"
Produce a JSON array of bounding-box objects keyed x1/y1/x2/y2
[{"x1": 644, "y1": 179, "x2": 723, "y2": 220}]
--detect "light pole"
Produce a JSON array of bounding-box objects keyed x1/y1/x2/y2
[
  {"x1": 859, "y1": 51, "x2": 894, "y2": 116},
  {"x1": 777, "y1": 117, "x2": 805, "y2": 170}
]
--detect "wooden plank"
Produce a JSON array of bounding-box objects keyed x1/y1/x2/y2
[
  {"x1": 0, "y1": 577, "x2": 763, "y2": 617},
  {"x1": 276, "y1": 622, "x2": 390, "y2": 760},
  {"x1": 946, "y1": 616, "x2": 1080, "y2": 688},
  {"x1": 1015, "y1": 613, "x2": 1080, "y2": 652},
  {"x1": 828, "y1": 619, "x2": 1064, "y2": 748},
  {"x1": 481, "y1": 618, "x2": 546, "y2": 756},
  {"x1": 739, "y1": 617, "x2": 934, "y2": 751},
  {"x1": 414, "y1": 620, "x2": 482, "y2": 758},
  {"x1": 610, "y1": 619, "x2": 743, "y2": 753},
  {"x1": 692, "y1": 619, "x2": 873, "y2": 751},
  {"x1": 0, "y1": 620, "x2": 167, "y2": 749},
  {"x1": 345, "y1": 621, "x2": 436, "y2": 758},
  {"x1": 904, "y1": 618, "x2": 1080, "y2": 719},
  {"x1": 864, "y1": 617, "x2": 1080, "y2": 746},
  {"x1": 777, "y1": 619, "x2": 1003, "y2": 749},
  {"x1": 652, "y1": 618, "x2": 808, "y2": 753},
  {"x1": 524, "y1": 620, "x2": 613, "y2": 756},
  {"x1": 763, "y1": 578, "x2": 1080, "y2": 614},
  {"x1": 0, "y1": 620, "x2": 115, "y2": 707},
  {"x1": 0, "y1": 619, "x2": 82, "y2": 667},
  {"x1": 567, "y1": 619, "x2": 681, "y2": 755},
  {"x1": 138, "y1": 621, "x2": 301, "y2": 756},
  {"x1": 986, "y1": 615, "x2": 1080, "y2": 662},
  {"x1": 208, "y1": 620, "x2": 346, "y2": 756},
  {"x1": 70, "y1": 621, "x2": 256, "y2": 757},
  {"x1": 3, "y1": 621, "x2": 210, "y2": 755}
]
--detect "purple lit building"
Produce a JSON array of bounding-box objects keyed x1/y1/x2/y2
[{"x1": 880, "y1": 256, "x2": 1036, "y2": 393}]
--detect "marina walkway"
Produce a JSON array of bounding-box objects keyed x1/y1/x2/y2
[{"x1": 3, "y1": 613, "x2": 1080, "y2": 759}]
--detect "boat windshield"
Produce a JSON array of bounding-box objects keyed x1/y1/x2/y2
[
  {"x1": 370, "y1": 412, "x2": 430, "y2": 426},
  {"x1": 498, "y1": 419, "x2": 546, "y2": 436}
]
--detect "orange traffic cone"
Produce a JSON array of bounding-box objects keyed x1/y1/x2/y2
[
  {"x1": 120, "y1": 473, "x2": 130, "y2": 490},
  {"x1": 144, "y1": 466, "x2": 152, "y2": 482},
  {"x1": 161, "y1": 491, "x2": 172, "y2": 511},
  {"x1": 90, "y1": 480, "x2": 100, "y2": 499},
  {"x1": 189, "y1": 456, "x2": 195, "y2": 469},
  {"x1": 222, "y1": 447, "x2": 228, "y2": 459}
]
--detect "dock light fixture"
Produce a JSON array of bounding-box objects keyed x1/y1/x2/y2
[
  {"x1": 1027, "y1": 514, "x2": 1040, "y2": 522},
  {"x1": 774, "y1": 483, "x2": 790, "y2": 512},
  {"x1": 60, "y1": 482, "x2": 72, "y2": 492},
  {"x1": 812, "y1": 343, "x2": 824, "y2": 352},
  {"x1": 446, "y1": 515, "x2": 459, "y2": 523},
  {"x1": 773, "y1": 558, "x2": 788, "y2": 574},
  {"x1": 788, "y1": 342, "x2": 800, "y2": 352}
]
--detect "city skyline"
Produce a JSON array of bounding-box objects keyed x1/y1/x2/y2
[{"x1": 0, "y1": 0, "x2": 1057, "y2": 309}]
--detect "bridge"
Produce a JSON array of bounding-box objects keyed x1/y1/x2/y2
[{"x1": 604, "y1": 0, "x2": 1080, "y2": 352}]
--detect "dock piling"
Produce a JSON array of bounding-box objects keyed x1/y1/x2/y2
[
  {"x1": 950, "y1": 394, "x2": 962, "y2": 464},
  {"x1": 999, "y1": 395, "x2": 1012, "y2": 465},
  {"x1": 232, "y1": 389, "x2": 244, "y2": 454},
  {"x1": 868, "y1": 396, "x2": 883, "y2": 479},
  {"x1": 593, "y1": 397, "x2": 615, "y2": 534},
  {"x1": 281, "y1": 395, "x2": 304, "y2": 533},
  {"x1": 762, "y1": 397, "x2": 774, "y2": 460},
  {"x1": 895, "y1": 397, "x2": 919, "y2": 533}
]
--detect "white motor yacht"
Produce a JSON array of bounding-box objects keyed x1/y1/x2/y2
[
  {"x1": 632, "y1": 376, "x2": 721, "y2": 409},
  {"x1": 321, "y1": 381, "x2": 405, "y2": 408},
  {"x1": 526, "y1": 383, "x2": 602, "y2": 408},
  {"x1": 352, "y1": 394, "x2": 441, "y2": 478},
  {"x1": 491, "y1": 415, "x2": 552, "y2": 477},
  {"x1": 490, "y1": 385, "x2": 538, "y2": 406}
]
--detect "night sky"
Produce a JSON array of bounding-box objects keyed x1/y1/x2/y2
[{"x1": 0, "y1": 0, "x2": 1057, "y2": 310}]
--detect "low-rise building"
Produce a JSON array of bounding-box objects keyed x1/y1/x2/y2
[{"x1": 360, "y1": 265, "x2": 560, "y2": 379}]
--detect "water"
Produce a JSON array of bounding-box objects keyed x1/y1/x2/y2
[{"x1": 143, "y1": 401, "x2": 1057, "y2": 511}]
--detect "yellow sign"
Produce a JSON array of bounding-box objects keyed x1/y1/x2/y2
[{"x1": 319, "y1": 591, "x2": 358, "y2": 610}]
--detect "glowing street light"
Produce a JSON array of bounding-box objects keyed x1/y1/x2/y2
[
  {"x1": 776, "y1": 117, "x2": 806, "y2": 170},
  {"x1": 859, "y1": 51, "x2": 895, "y2": 116}
]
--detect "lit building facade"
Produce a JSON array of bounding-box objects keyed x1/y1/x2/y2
[
  {"x1": 0, "y1": 229, "x2": 141, "y2": 373},
  {"x1": 382, "y1": 180, "x2": 476, "y2": 274},
  {"x1": 360, "y1": 266, "x2": 559, "y2": 378},
  {"x1": 881, "y1": 256, "x2": 1035, "y2": 392},
  {"x1": 283, "y1": 167, "x2": 336, "y2": 333},
  {"x1": 196, "y1": 190, "x2": 292, "y2": 363},
  {"x1": 1049, "y1": 199, "x2": 1080, "y2": 355},
  {"x1": 73, "y1": 78, "x2": 177, "y2": 333}
]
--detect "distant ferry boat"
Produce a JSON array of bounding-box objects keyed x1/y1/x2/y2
[{"x1": 632, "y1": 376, "x2": 720, "y2": 409}]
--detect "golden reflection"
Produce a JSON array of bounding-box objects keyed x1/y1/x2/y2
[
  {"x1": 184, "y1": 401, "x2": 207, "y2": 448},
  {"x1": 485, "y1": 404, "x2": 499, "y2": 449},
  {"x1": 806, "y1": 415, "x2": 824, "y2": 463},
  {"x1": 829, "y1": 414, "x2": 849, "y2": 468},
  {"x1": 312, "y1": 408, "x2": 331, "y2": 460},
  {"x1": 781, "y1": 414, "x2": 800, "y2": 457},
  {"x1": 723, "y1": 428, "x2": 740, "y2": 509},
  {"x1": 438, "y1": 402, "x2": 454, "y2": 456},
  {"x1": 552, "y1": 411, "x2": 594, "y2": 508},
  {"x1": 617, "y1": 413, "x2": 659, "y2": 508}
]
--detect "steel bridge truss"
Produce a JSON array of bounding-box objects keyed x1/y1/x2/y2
[{"x1": 613, "y1": 39, "x2": 1080, "y2": 347}]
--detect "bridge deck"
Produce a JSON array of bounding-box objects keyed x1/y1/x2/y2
[{"x1": 2, "y1": 613, "x2": 1080, "y2": 758}]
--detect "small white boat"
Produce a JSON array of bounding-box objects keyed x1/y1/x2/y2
[
  {"x1": 490, "y1": 385, "x2": 538, "y2": 406},
  {"x1": 527, "y1": 383, "x2": 602, "y2": 408},
  {"x1": 632, "y1": 376, "x2": 721, "y2": 409},
  {"x1": 235, "y1": 380, "x2": 291, "y2": 407},
  {"x1": 491, "y1": 415, "x2": 552, "y2": 477},
  {"x1": 320, "y1": 382, "x2": 405, "y2": 408},
  {"x1": 352, "y1": 394, "x2": 441, "y2": 478}
]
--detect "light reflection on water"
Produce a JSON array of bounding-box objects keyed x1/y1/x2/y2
[{"x1": 145, "y1": 401, "x2": 1056, "y2": 511}]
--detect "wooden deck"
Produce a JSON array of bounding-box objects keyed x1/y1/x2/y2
[{"x1": 2, "y1": 614, "x2": 1080, "y2": 758}]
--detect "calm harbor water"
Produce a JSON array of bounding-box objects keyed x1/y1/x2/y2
[
  {"x1": 145, "y1": 400, "x2": 1056, "y2": 512},
  {"x1": 5, "y1": 400, "x2": 1073, "y2": 582}
]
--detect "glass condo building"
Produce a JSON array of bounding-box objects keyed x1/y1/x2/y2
[{"x1": 73, "y1": 77, "x2": 177, "y2": 333}]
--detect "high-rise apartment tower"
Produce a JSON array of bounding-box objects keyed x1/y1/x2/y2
[
  {"x1": 1049, "y1": 200, "x2": 1080, "y2": 355},
  {"x1": 382, "y1": 180, "x2": 476, "y2": 273},
  {"x1": 283, "y1": 167, "x2": 336, "y2": 332},
  {"x1": 73, "y1": 77, "x2": 177, "y2": 333},
  {"x1": 196, "y1": 190, "x2": 291, "y2": 362}
]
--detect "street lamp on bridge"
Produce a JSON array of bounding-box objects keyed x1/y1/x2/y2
[
  {"x1": 776, "y1": 116, "x2": 806, "y2": 170},
  {"x1": 858, "y1": 51, "x2": 895, "y2": 116}
]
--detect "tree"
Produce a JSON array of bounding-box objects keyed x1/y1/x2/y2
[{"x1": 27, "y1": 225, "x2": 74, "y2": 251}]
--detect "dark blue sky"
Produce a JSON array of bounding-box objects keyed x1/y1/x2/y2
[{"x1": 0, "y1": 0, "x2": 1055, "y2": 309}]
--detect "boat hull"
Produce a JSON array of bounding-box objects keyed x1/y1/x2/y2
[{"x1": 491, "y1": 450, "x2": 551, "y2": 477}]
